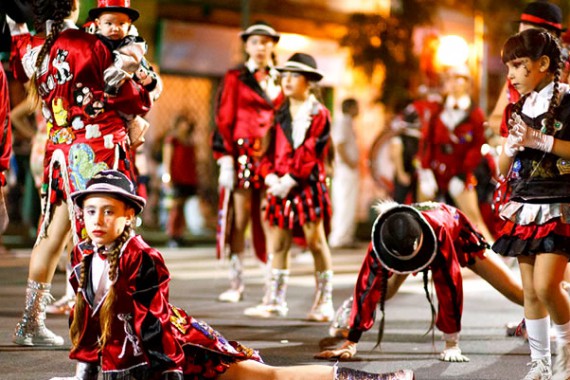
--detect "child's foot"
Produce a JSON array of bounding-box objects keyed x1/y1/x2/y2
[{"x1": 522, "y1": 357, "x2": 552, "y2": 380}]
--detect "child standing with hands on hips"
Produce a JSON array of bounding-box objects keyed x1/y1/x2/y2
[
  {"x1": 494, "y1": 28, "x2": 570, "y2": 380},
  {"x1": 49, "y1": 170, "x2": 414, "y2": 380},
  {"x1": 244, "y1": 53, "x2": 335, "y2": 321}
]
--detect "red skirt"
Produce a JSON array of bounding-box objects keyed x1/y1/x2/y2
[{"x1": 492, "y1": 217, "x2": 570, "y2": 258}]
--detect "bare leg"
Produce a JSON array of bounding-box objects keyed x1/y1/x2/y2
[
  {"x1": 386, "y1": 273, "x2": 409, "y2": 301},
  {"x1": 451, "y1": 188, "x2": 494, "y2": 244},
  {"x1": 230, "y1": 188, "x2": 253, "y2": 254},
  {"x1": 29, "y1": 203, "x2": 71, "y2": 283},
  {"x1": 468, "y1": 250, "x2": 523, "y2": 306},
  {"x1": 218, "y1": 359, "x2": 334, "y2": 380},
  {"x1": 534, "y1": 253, "x2": 570, "y2": 325},
  {"x1": 302, "y1": 219, "x2": 332, "y2": 272},
  {"x1": 270, "y1": 226, "x2": 293, "y2": 270}
]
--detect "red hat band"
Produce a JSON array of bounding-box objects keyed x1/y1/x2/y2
[
  {"x1": 97, "y1": 0, "x2": 131, "y2": 7},
  {"x1": 521, "y1": 13, "x2": 563, "y2": 31}
]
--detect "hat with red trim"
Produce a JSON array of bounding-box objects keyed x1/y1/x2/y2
[
  {"x1": 516, "y1": 1, "x2": 565, "y2": 33},
  {"x1": 89, "y1": 0, "x2": 140, "y2": 22}
]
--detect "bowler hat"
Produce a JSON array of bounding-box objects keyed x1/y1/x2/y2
[
  {"x1": 276, "y1": 52, "x2": 324, "y2": 82},
  {"x1": 371, "y1": 205, "x2": 437, "y2": 274},
  {"x1": 89, "y1": 0, "x2": 139, "y2": 22},
  {"x1": 239, "y1": 21, "x2": 280, "y2": 43},
  {"x1": 71, "y1": 170, "x2": 146, "y2": 215},
  {"x1": 517, "y1": 1, "x2": 565, "y2": 33}
]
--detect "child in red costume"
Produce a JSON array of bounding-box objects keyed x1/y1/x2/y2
[
  {"x1": 315, "y1": 201, "x2": 523, "y2": 363},
  {"x1": 11, "y1": 0, "x2": 154, "y2": 347},
  {"x1": 243, "y1": 53, "x2": 334, "y2": 321},
  {"x1": 48, "y1": 170, "x2": 414, "y2": 380},
  {"x1": 212, "y1": 21, "x2": 285, "y2": 303}
]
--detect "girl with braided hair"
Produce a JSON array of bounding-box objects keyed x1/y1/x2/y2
[
  {"x1": 12, "y1": 0, "x2": 153, "y2": 347},
  {"x1": 494, "y1": 28, "x2": 570, "y2": 380},
  {"x1": 49, "y1": 170, "x2": 414, "y2": 380},
  {"x1": 315, "y1": 201, "x2": 523, "y2": 364}
]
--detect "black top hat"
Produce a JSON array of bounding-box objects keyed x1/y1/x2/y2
[
  {"x1": 517, "y1": 1, "x2": 565, "y2": 33},
  {"x1": 239, "y1": 21, "x2": 280, "y2": 43},
  {"x1": 71, "y1": 170, "x2": 146, "y2": 215},
  {"x1": 371, "y1": 205, "x2": 437, "y2": 274},
  {"x1": 89, "y1": 0, "x2": 140, "y2": 22},
  {"x1": 276, "y1": 52, "x2": 324, "y2": 82}
]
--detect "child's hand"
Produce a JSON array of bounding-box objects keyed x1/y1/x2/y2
[
  {"x1": 504, "y1": 115, "x2": 526, "y2": 157},
  {"x1": 314, "y1": 340, "x2": 357, "y2": 360}
]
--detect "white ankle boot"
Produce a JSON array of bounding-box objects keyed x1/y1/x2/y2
[
  {"x1": 218, "y1": 254, "x2": 244, "y2": 303},
  {"x1": 244, "y1": 269, "x2": 289, "y2": 318},
  {"x1": 308, "y1": 270, "x2": 334, "y2": 322},
  {"x1": 13, "y1": 279, "x2": 64, "y2": 346}
]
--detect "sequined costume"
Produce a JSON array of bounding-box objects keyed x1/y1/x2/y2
[
  {"x1": 69, "y1": 235, "x2": 262, "y2": 379},
  {"x1": 260, "y1": 95, "x2": 332, "y2": 230},
  {"x1": 493, "y1": 83, "x2": 570, "y2": 258},
  {"x1": 16, "y1": 22, "x2": 152, "y2": 242},
  {"x1": 418, "y1": 96, "x2": 486, "y2": 196},
  {"x1": 211, "y1": 61, "x2": 284, "y2": 262},
  {"x1": 347, "y1": 203, "x2": 488, "y2": 343}
]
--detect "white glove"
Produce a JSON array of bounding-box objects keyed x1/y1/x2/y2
[
  {"x1": 418, "y1": 168, "x2": 438, "y2": 199},
  {"x1": 217, "y1": 156, "x2": 235, "y2": 190},
  {"x1": 264, "y1": 173, "x2": 279, "y2": 188},
  {"x1": 314, "y1": 340, "x2": 358, "y2": 360},
  {"x1": 508, "y1": 113, "x2": 554, "y2": 153},
  {"x1": 268, "y1": 174, "x2": 297, "y2": 199},
  {"x1": 448, "y1": 176, "x2": 465, "y2": 197}
]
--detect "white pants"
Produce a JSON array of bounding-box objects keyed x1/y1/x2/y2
[{"x1": 329, "y1": 166, "x2": 359, "y2": 247}]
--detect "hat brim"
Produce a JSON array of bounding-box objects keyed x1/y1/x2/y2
[
  {"x1": 89, "y1": 7, "x2": 139, "y2": 22},
  {"x1": 71, "y1": 184, "x2": 146, "y2": 215},
  {"x1": 239, "y1": 31, "x2": 280, "y2": 43},
  {"x1": 275, "y1": 66, "x2": 323, "y2": 82},
  {"x1": 513, "y1": 20, "x2": 566, "y2": 33},
  {"x1": 371, "y1": 205, "x2": 437, "y2": 274}
]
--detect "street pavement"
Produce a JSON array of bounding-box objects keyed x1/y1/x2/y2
[{"x1": 0, "y1": 242, "x2": 535, "y2": 379}]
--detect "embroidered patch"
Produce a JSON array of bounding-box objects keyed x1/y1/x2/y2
[
  {"x1": 104, "y1": 134, "x2": 114, "y2": 149},
  {"x1": 51, "y1": 128, "x2": 75, "y2": 145},
  {"x1": 68, "y1": 144, "x2": 108, "y2": 190},
  {"x1": 71, "y1": 116, "x2": 84, "y2": 130},
  {"x1": 170, "y1": 305, "x2": 188, "y2": 334},
  {"x1": 557, "y1": 158, "x2": 570, "y2": 175},
  {"x1": 52, "y1": 98, "x2": 68, "y2": 127},
  {"x1": 85, "y1": 124, "x2": 101, "y2": 139}
]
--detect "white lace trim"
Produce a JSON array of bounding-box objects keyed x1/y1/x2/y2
[
  {"x1": 292, "y1": 94, "x2": 319, "y2": 149},
  {"x1": 500, "y1": 201, "x2": 570, "y2": 225}
]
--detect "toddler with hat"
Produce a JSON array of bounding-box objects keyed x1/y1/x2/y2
[{"x1": 87, "y1": 0, "x2": 162, "y2": 148}]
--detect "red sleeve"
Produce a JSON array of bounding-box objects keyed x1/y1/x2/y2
[
  {"x1": 500, "y1": 103, "x2": 515, "y2": 137},
  {"x1": 348, "y1": 243, "x2": 388, "y2": 342},
  {"x1": 462, "y1": 108, "x2": 486, "y2": 175},
  {"x1": 0, "y1": 65, "x2": 12, "y2": 176},
  {"x1": 213, "y1": 71, "x2": 239, "y2": 157},
  {"x1": 289, "y1": 107, "x2": 331, "y2": 180}
]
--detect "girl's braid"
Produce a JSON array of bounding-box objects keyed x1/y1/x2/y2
[{"x1": 98, "y1": 226, "x2": 133, "y2": 349}]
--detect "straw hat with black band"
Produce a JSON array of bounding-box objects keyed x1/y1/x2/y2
[{"x1": 71, "y1": 170, "x2": 146, "y2": 215}]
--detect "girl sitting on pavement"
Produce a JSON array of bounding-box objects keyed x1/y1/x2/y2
[{"x1": 50, "y1": 169, "x2": 414, "y2": 380}]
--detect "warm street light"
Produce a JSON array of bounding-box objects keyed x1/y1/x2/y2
[{"x1": 436, "y1": 35, "x2": 470, "y2": 68}]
